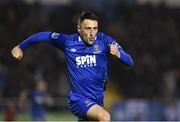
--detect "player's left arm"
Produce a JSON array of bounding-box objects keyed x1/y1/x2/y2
[
  {"x1": 106, "y1": 35, "x2": 134, "y2": 67},
  {"x1": 109, "y1": 44, "x2": 134, "y2": 67}
]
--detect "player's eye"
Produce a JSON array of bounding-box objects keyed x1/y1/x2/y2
[
  {"x1": 85, "y1": 27, "x2": 91, "y2": 30},
  {"x1": 93, "y1": 27, "x2": 98, "y2": 30}
]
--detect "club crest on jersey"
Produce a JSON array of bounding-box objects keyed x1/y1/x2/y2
[
  {"x1": 93, "y1": 44, "x2": 101, "y2": 54},
  {"x1": 76, "y1": 55, "x2": 97, "y2": 68}
]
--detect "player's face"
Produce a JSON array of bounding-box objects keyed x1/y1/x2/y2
[
  {"x1": 36, "y1": 81, "x2": 47, "y2": 92},
  {"x1": 77, "y1": 19, "x2": 98, "y2": 45}
]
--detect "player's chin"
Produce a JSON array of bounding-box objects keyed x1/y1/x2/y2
[
  {"x1": 88, "y1": 39, "x2": 95, "y2": 45},
  {"x1": 88, "y1": 41, "x2": 93, "y2": 45},
  {"x1": 84, "y1": 38, "x2": 94, "y2": 45},
  {"x1": 87, "y1": 42, "x2": 93, "y2": 45}
]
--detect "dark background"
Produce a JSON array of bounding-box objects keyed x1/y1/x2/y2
[{"x1": 0, "y1": 0, "x2": 180, "y2": 120}]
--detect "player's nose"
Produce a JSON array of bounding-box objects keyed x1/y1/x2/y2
[{"x1": 90, "y1": 30, "x2": 95, "y2": 37}]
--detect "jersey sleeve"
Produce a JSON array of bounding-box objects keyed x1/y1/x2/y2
[
  {"x1": 105, "y1": 34, "x2": 134, "y2": 67},
  {"x1": 19, "y1": 32, "x2": 67, "y2": 51}
]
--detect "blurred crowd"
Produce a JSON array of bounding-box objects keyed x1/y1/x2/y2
[{"x1": 0, "y1": 0, "x2": 180, "y2": 110}]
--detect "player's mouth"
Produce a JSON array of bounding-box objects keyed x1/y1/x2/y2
[
  {"x1": 90, "y1": 37, "x2": 95, "y2": 41},
  {"x1": 89, "y1": 38, "x2": 94, "y2": 43},
  {"x1": 85, "y1": 38, "x2": 94, "y2": 45}
]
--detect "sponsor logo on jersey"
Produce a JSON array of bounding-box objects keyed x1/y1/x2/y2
[{"x1": 76, "y1": 55, "x2": 97, "y2": 68}]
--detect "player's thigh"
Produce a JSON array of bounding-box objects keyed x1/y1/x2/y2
[{"x1": 86, "y1": 104, "x2": 110, "y2": 121}]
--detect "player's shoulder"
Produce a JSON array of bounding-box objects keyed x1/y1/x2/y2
[
  {"x1": 64, "y1": 33, "x2": 80, "y2": 44},
  {"x1": 50, "y1": 32, "x2": 78, "y2": 40},
  {"x1": 67, "y1": 33, "x2": 79, "y2": 40},
  {"x1": 97, "y1": 32, "x2": 106, "y2": 38},
  {"x1": 96, "y1": 32, "x2": 110, "y2": 40}
]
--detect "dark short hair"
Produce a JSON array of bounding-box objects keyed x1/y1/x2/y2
[{"x1": 78, "y1": 11, "x2": 98, "y2": 24}]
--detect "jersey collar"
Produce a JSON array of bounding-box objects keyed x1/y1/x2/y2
[{"x1": 78, "y1": 36, "x2": 97, "y2": 42}]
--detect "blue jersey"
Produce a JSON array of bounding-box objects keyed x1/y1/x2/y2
[
  {"x1": 19, "y1": 32, "x2": 133, "y2": 104},
  {"x1": 29, "y1": 88, "x2": 47, "y2": 120}
]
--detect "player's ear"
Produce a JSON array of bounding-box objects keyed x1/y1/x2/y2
[
  {"x1": 77, "y1": 25, "x2": 81, "y2": 32},
  {"x1": 77, "y1": 25, "x2": 80, "y2": 33}
]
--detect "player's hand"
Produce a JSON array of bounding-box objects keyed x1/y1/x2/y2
[
  {"x1": 109, "y1": 44, "x2": 120, "y2": 58},
  {"x1": 11, "y1": 45, "x2": 23, "y2": 60},
  {"x1": 46, "y1": 96, "x2": 54, "y2": 106}
]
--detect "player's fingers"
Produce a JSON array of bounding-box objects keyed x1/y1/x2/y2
[
  {"x1": 17, "y1": 56, "x2": 22, "y2": 60},
  {"x1": 110, "y1": 44, "x2": 118, "y2": 49},
  {"x1": 11, "y1": 50, "x2": 17, "y2": 58},
  {"x1": 110, "y1": 51, "x2": 115, "y2": 55},
  {"x1": 11, "y1": 49, "x2": 18, "y2": 57},
  {"x1": 109, "y1": 44, "x2": 120, "y2": 58},
  {"x1": 11, "y1": 47, "x2": 23, "y2": 60},
  {"x1": 109, "y1": 44, "x2": 116, "y2": 49},
  {"x1": 109, "y1": 44, "x2": 114, "y2": 51},
  {"x1": 110, "y1": 49, "x2": 115, "y2": 55},
  {"x1": 110, "y1": 50, "x2": 117, "y2": 54},
  {"x1": 17, "y1": 53, "x2": 23, "y2": 60},
  {"x1": 110, "y1": 46, "x2": 118, "y2": 52},
  {"x1": 110, "y1": 47, "x2": 116, "y2": 53}
]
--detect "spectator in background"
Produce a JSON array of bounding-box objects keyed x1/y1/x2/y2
[
  {"x1": 19, "y1": 80, "x2": 53, "y2": 121},
  {"x1": 3, "y1": 100, "x2": 16, "y2": 121}
]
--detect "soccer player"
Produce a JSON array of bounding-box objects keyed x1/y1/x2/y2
[
  {"x1": 11, "y1": 11, "x2": 134, "y2": 121},
  {"x1": 19, "y1": 81, "x2": 51, "y2": 121},
  {"x1": 29, "y1": 81, "x2": 48, "y2": 121}
]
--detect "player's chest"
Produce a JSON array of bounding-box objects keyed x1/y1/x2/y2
[
  {"x1": 65, "y1": 41, "x2": 106, "y2": 55},
  {"x1": 65, "y1": 42, "x2": 107, "y2": 68}
]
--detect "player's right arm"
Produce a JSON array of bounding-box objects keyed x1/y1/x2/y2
[{"x1": 11, "y1": 32, "x2": 66, "y2": 60}]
